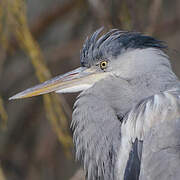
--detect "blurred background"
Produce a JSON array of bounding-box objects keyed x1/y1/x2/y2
[{"x1": 0, "y1": 0, "x2": 180, "y2": 179}]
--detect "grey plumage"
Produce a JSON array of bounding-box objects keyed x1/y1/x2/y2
[
  {"x1": 10, "y1": 28, "x2": 180, "y2": 180},
  {"x1": 72, "y1": 29, "x2": 180, "y2": 179},
  {"x1": 117, "y1": 89, "x2": 180, "y2": 179},
  {"x1": 139, "y1": 90, "x2": 180, "y2": 180},
  {"x1": 72, "y1": 92, "x2": 121, "y2": 179}
]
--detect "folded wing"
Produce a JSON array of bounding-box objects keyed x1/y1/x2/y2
[{"x1": 116, "y1": 89, "x2": 180, "y2": 180}]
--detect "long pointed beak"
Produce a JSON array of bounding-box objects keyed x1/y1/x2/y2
[{"x1": 9, "y1": 67, "x2": 108, "y2": 100}]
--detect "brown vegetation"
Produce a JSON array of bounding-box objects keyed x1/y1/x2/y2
[{"x1": 0, "y1": 0, "x2": 180, "y2": 179}]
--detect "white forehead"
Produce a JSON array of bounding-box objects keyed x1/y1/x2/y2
[{"x1": 110, "y1": 48, "x2": 171, "y2": 78}]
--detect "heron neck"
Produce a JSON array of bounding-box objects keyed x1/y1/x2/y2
[{"x1": 72, "y1": 92, "x2": 121, "y2": 180}]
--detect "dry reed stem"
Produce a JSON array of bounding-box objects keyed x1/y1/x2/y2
[
  {"x1": 0, "y1": 97, "x2": 8, "y2": 129},
  {"x1": 2, "y1": 0, "x2": 72, "y2": 153},
  {"x1": 0, "y1": 165, "x2": 6, "y2": 180}
]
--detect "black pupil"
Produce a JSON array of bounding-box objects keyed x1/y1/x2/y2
[{"x1": 102, "y1": 62, "x2": 106, "y2": 66}]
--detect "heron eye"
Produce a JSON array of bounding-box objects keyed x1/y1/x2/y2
[{"x1": 100, "y1": 60, "x2": 108, "y2": 70}]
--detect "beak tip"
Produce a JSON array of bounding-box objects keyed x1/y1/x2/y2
[
  {"x1": 9, "y1": 97, "x2": 13, "y2": 100},
  {"x1": 9, "y1": 95, "x2": 18, "y2": 100},
  {"x1": 9, "y1": 93, "x2": 24, "y2": 100}
]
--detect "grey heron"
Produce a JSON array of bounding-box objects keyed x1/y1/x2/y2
[{"x1": 10, "y1": 28, "x2": 180, "y2": 180}]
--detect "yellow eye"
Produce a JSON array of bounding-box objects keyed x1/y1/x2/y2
[{"x1": 100, "y1": 60, "x2": 108, "y2": 70}]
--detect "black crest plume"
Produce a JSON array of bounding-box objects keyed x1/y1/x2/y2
[{"x1": 80, "y1": 27, "x2": 167, "y2": 67}]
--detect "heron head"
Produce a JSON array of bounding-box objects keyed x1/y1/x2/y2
[{"x1": 9, "y1": 28, "x2": 167, "y2": 100}]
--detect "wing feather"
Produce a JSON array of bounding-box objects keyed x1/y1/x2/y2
[{"x1": 116, "y1": 89, "x2": 180, "y2": 179}]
